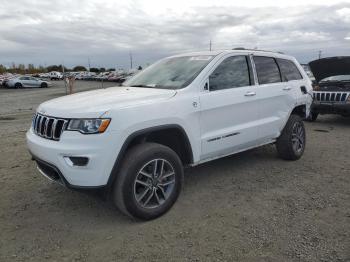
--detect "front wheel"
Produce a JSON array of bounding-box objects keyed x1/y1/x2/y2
[
  {"x1": 276, "y1": 115, "x2": 306, "y2": 160},
  {"x1": 112, "y1": 143, "x2": 184, "y2": 220},
  {"x1": 40, "y1": 82, "x2": 48, "y2": 88},
  {"x1": 15, "y1": 83, "x2": 22, "y2": 89}
]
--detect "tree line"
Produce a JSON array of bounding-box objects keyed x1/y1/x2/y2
[{"x1": 0, "y1": 63, "x2": 121, "y2": 74}]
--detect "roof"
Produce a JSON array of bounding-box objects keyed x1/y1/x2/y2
[{"x1": 168, "y1": 49, "x2": 295, "y2": 60}]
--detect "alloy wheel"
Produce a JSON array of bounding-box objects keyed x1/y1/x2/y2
[
  {"x1": 291, "y1": 122, "x2": 305, "y2": 154},
  {"x1": 133, "y1": 159, "x2": 176, "y2": 209}
]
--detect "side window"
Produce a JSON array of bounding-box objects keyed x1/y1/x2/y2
[
  {"x1": 19, "y1": 77, "x2": 25, "y2": 80},
  {"x1": 209, "y1": 56, "x2": 251, "y2": 91},
  {"x1": 277, "y1": 58, "x2": 303, "y2": 81},
  {"x1": 253, "y1": 56, "x2": 281, "y2": 84}
]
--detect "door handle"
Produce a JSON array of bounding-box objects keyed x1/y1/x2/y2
[
  {"x1": 245, "y1": 91, "x2": 256, "y2": 97},
  {"x1": 283, "y1": 87, "x2": 292, "y2": 91}
]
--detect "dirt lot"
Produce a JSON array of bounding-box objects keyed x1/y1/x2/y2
[{"x1": 0, "y1": 81, "x2": 349, "y2": 262}]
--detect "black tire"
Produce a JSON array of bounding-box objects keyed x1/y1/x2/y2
[
  {"x1": 15, "y1": 83, "x2": 22, "y2": 89},
  {"x1": 41, "y1": 82, "x2": 48, "y2": 88},
  {"x1": 112, "y1": 143, "x2": 184, "y2": 220},
  {"x1": 276, "y1": 114, "x2": 306, "y2": 160},
  {"x1": 307, "y1": 112, "x2": 318, "y2": 122}
]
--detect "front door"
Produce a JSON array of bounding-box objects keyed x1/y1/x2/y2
[{"x1": 199, "y1": 55, "x2": 260, "y2": 160}]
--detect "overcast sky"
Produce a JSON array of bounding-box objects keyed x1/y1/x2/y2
[{"x1": 1, "y1": 0, "x2": 350, "y2": 69}]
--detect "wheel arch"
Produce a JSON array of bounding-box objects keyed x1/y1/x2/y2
[
  {"x1": 291, "y1": 104, "x2": 307, "y2": 119},
  {"x1": 279, "y1": 104, "x2": 307, "y2": 135},
  {"x1": 106, "y1": 124, "x2": 193, "y2": 190}
]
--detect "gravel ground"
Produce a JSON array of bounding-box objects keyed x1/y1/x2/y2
[{"x1": 0, "y1": 81, "x2": 349, "y2": 262}]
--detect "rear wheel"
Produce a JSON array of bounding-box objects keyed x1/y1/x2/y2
[
  {"x1": 276, "y1": 115, "x2": 306, "y2": 160},
  {"x1": 113, "y1": 143, "x2": 184, "y2": 220},
  {"x1": 15, "y1": 83, "x2": 22, "y2": 89}
]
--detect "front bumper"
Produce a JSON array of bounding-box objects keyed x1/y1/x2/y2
[
  {"x1": 26, "y1": 127, "x2": 123, "y2": 187},
  {"x1": 312, "y1": 102, "x2": 350, "y2": 115}
]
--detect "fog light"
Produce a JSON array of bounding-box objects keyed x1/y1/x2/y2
[{"x1": 64, "y1": 156, "x2": 89, "y2": 167}]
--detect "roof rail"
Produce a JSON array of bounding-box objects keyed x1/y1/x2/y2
[{"x1": 232, "y1": 47, "x2": 284, "y2": 54}]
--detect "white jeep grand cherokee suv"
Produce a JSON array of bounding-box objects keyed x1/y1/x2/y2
[{"x1": 27, "y1": 50, "x2": 312, "y2": 220}]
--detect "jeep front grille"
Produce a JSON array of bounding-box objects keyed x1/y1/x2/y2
[
  {"x1": 32, "y1": 113, "x2": 68, "y2": 141},
  {"x1": 313, "y1": 91, "x2": 350, "y2": 102}
]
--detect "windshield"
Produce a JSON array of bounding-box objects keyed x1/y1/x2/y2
[
  {"x1": 123, "y1": 55, "x2": 214, "y2": 89},
  {"x1": 320, "y1": 75, "x2": 350, "y2": 82}
]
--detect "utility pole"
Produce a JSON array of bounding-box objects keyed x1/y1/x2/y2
[
  {"x1": 318, "y1": 50, "x2": 322, "y2": 60},
  {"x1": 209, "y1": 39, "x2": 212, "y2": 51},
  {"x1": 129, "y1": 51, "x2": 133, "y2": 69},
  {"x1": 62, "y1": 60, "x2": 68, "y2": 95},
  {"x1": 88, "y1": 57, "x2": 91, "y2": 72}
]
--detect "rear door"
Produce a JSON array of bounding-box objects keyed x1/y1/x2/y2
[
  {"x1": 253, "y1": 56, "x2": 297, "y2": 140},
  {"x1": 276, "y1": 58, "x2": 305, "y2": 106},
  {"x1": 199, "y1": 55, "x2": 260, "y2": 160}
]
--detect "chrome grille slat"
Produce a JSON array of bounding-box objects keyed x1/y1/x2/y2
[
  {"x1": 313, "y1": 91, "x2": 350, "y2": 103},
  {"x1": 39, "y1": 117, "x2": 45, "y2": 135},
  {"x1": 32, "y1": 113, "x2": 67, "y2": 141},
  {"x1": 42, "y1": 117, "x2": 47, "y2": 136},
  {"x1": 36, "y1": 115, "x2": 41, "y2": 133},
  {"x1": 51, "y1": 119, "x2": 57, "y2": 139}
]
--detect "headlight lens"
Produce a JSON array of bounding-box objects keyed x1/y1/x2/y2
[{"x1": 67, "y1": 118, "x2": 111, "y2": 134}]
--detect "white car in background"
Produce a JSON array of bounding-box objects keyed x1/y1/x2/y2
[
  {"x1": 7, "y1": 76, "x2": 52, "y2": 88},
  {"x1": 49, "y1": 71, "x2": 63, "y2": 80}
]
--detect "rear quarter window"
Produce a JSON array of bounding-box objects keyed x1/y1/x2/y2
[
  {"x1": 253, "y1": 56, "x2": 281, "y2": 84},
  {"x1": 277, "y1": 58, "x2": 303, "y2": 81}
]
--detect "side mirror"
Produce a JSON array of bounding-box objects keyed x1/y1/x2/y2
[{"x1": 204, "y1": 82, "x2": 208, "y2": 91}]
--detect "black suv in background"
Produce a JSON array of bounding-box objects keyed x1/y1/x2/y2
[{"x1": 309, "y1": 56, "x2": 350, "y2": 121}]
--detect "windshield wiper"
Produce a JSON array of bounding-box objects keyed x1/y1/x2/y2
[
  {"x1": 130, "y1": 84, "x2": 155, "y2": 88},
  {"x1": 128, "y1": 84, "x2": 177, "y2": 90}
]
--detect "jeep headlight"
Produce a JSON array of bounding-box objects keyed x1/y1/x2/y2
[{"x1": 67, "y1": 119, "x2": 111, "y2": 134}]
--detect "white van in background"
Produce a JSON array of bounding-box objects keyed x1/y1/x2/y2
[{"x1": 49, "y1": 71, "x2": 63, "y2": 80}]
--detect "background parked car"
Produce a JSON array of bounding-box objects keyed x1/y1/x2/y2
[
  {"x1": 6, "y1": 76, "x2": 52, "y2": 88},
  {"x1": 1, "y1": 73, "x2": 19, "y2": 87},
  {"x1": 308, "y1": 56, "x2": 350, "y2": 121},
  {"x1": 48, "y1": 71, "x2": 63, "y2": 80}
]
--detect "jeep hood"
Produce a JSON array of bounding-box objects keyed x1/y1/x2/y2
[
  {"x1": 37, "y1": 86, "x2": 176, "y2": 118},
  {"x1": 309, "y1": 56, "x2": 350, "y2": 83}
]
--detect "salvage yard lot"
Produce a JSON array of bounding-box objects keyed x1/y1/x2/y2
[{"x1": 0, "y1": 81, "x2": 349, "y2": 261}]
